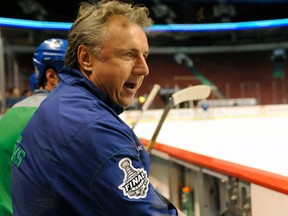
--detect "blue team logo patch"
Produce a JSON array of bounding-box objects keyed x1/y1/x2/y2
[{"x1": 118, "y1": 157, "x2": 149, "y2": 199}]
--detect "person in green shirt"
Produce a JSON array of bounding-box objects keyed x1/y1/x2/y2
[{"x1": 0, "y1": 38, "x2": 67, "y2": 216}]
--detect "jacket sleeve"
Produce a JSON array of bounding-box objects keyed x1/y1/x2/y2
[
  {"x1": 91, "y1": 149, "x2": 178, "y2": 216},
  {"x1": 54, "y1": 121, "x2": 178, "y2": 216}
]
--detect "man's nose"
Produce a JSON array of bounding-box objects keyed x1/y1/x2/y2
[{"x1": 133, "y1": 56, "x2": 149, "y2": 76}]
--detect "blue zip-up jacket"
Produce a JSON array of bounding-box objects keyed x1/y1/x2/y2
[{"x1": 11, "y1": 67, "x2": 177, "y2": 216}]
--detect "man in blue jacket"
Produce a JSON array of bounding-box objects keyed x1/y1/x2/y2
[{"x1": 11, "y1": 1, "x2": 177, "y2": 216}]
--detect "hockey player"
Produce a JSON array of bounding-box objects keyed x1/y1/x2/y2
[{"x1": 0, "y1": 38, "x2": 67, "y2": 216}]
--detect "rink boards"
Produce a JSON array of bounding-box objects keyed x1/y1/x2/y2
[{"x1": 120, "y1": 104, "x2": 288, "y2": 216}]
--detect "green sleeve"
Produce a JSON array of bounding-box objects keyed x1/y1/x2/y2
[{"x1": 0, "y1": 106, "x2": 37, "y2": 216}]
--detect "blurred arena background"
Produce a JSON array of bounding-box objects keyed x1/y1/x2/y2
[{"x1": 1, "y1": 0, "x2": 288, "y2": 112}]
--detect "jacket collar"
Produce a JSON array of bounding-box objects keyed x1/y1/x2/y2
[{"x1": 59, "y1": 66, "x2": 124, "y2": 115}]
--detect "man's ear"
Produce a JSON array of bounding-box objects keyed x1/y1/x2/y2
[
  {"x1": 45, "y1": 68, "x2": 59, "y2": 91},
  {"x1": 46, "y1": 68, "x2": 58, "y2": 82},
  {"x1": 77, "y1": 45, "x2": 93, "y2": 72}
]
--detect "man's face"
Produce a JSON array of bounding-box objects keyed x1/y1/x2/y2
[{"x1": 86, "y1": 18, "x2": 149, "y2": 108}]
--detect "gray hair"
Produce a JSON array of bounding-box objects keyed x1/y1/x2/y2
[{"x1": 64, "y1": 0, "x2": 153, "y2": 68}]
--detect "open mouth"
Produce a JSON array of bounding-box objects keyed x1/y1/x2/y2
[{"x1": 124, "y1": 82, "x2": 136, "y2": 89}]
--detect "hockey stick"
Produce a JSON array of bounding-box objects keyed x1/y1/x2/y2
[
  {"x1": 146, "y1": 85, "x2": 211, "y2": 154},
  {"x1": 131, "y1": 84, "x2": 161, "y2": 130}
]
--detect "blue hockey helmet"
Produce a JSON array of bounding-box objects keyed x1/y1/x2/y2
[{"x1": 33, "y1": 38, "x2": 68, "y2": 80}]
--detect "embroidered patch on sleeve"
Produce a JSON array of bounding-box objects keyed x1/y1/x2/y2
[{"x1": 118, "y1": 157, "x2": 149, "y2": 199}]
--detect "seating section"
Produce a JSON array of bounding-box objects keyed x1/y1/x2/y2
[{"x1": 138, "y1": 52, "x2": 288, "y2": 108}]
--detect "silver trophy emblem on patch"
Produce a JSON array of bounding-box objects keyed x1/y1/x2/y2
[{"x1": 118, "y1": 157, "x2": 149, "y2": 199}]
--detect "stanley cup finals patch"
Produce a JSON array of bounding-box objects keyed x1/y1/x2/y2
[{"x1": 118, "y1": 157, "x2": 149, "y2": 199}]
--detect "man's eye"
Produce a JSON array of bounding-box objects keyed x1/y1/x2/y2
[{"x1": 124, "y1": 52, "x2": 134, "y2": 57}]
